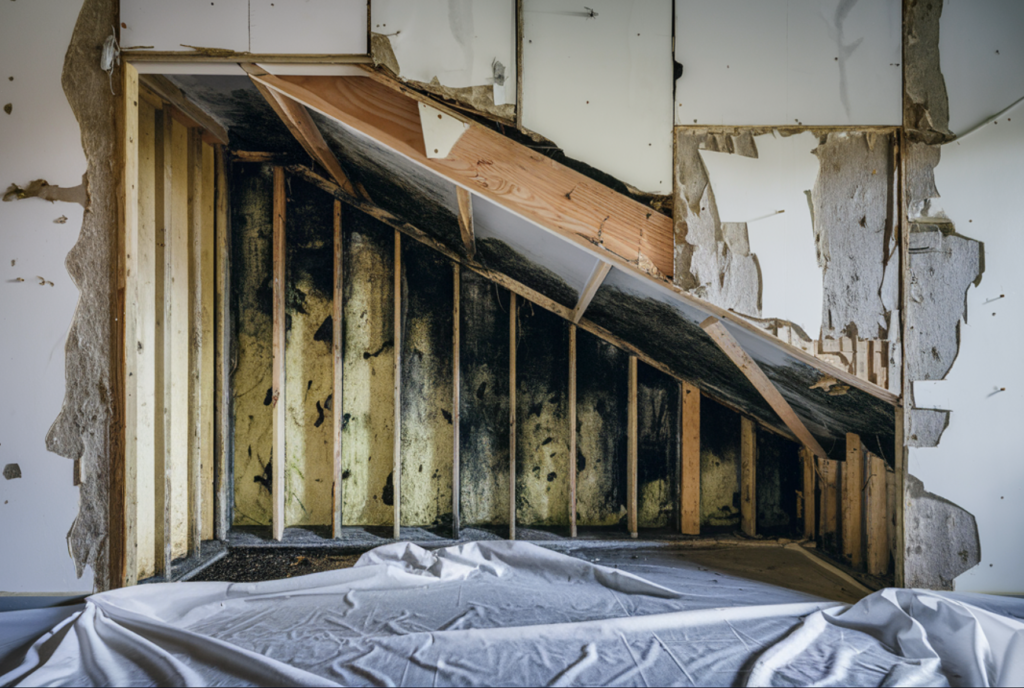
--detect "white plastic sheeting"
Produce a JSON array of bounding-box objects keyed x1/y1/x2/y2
[{"x1": 2, "y1": 541, "x2": 1023, "y2": 686}]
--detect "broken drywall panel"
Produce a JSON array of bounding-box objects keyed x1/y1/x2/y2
[
  {"x1": 672, "y1": 130, "x2": 761, "y2": 317},
  {"x1": 400, "y1": 240, "x2": 454, "y2": 528},
  {"x1": 675, "y1": 0, "x2": 901, "y2": 126},
  {"x1": 904, "y1": 0, "x2": 952, "y2": 143},
  {"x1": 698, "y1": 131, "x2": 822, "y2": 336},
  {"x1": 905, "y1": 224, "x2": 982, "y2": 382},
  {"x1": 812, "y1": 131, "x2": 897, "y2": 340},
  {"x1": 907, "y1": 408, "x2": 950, "y2": 448},
  {"x1": 908, "y1": 103, "x2": 1024, "y2": 593},
  {"x1": 249, "y1": 0, "x2": 368, "y2": 56},
  {"x1": 903, "y1": 474, "x2": 980, "y2": 590},
  {"x1": 120, "y1": 0, "x2": 249, "y2": 53},
  {"x1": 515, "y1": 304, "x2": 570, "y2": 528},
  {"x1": 941, "y1": 0, "x2": 1024, "y2": 138},
  {"x1": 459, "y1": 269, "x2": 511, "y2": 527},
  {"x1": 3, "y1": 177, "x2": 88, "y2": 207},
  {"x1": 419, "y1": 102, "x2": 469, "y2": 158},
  {"x1": 472, "y1": 194, "x2": 594, "y2": 309},
  {"x1": 371, "y1": 0, "x2": 515, "y2": 120},
  {"x1": 522, "y1": 0, "x2": 673, "y2": 194}
]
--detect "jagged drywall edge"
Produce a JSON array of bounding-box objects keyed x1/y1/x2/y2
[
  {"x1": 904, "y1": 474, "x2": 980, "y2": 590},
  {"x1": 44, "y1": 0, "x2": 118, "y2": 591},
  {"x1": 904, "y1": 0, "x2": 954, "y2": 144}
]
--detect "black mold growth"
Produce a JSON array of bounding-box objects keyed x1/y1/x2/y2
[
  {"x1": 699, "y1": 397, "x2": 741, "y2": 531},
  {"x1": 755, "y1": 431, "x2": 802, "y2": 538},
  {"x1": 637, "y1": 362, "x2": 680, "y2": 529}
]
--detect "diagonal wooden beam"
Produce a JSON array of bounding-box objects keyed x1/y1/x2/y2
[
  {"x1": 700, "y1": 316, "x2": 829, "y2": 459},
  {"x1": 241, "y1": 64, "x2": 362, "y2": 201},
  {"x1": 139, "y1": 74, "x2": 229, "y2": 146},
  {"x1": 456, "y1": 187, "x2": 475, "y2": 258},
  {"x1": 571, "y1": 260, "x2": 612, "y2": 324}
]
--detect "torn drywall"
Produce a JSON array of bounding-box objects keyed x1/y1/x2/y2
[
  {"x1": 44, "y1": 0, "x2": 118, "y2": 590},
  {"x1": 3, "y1": 176, "x2": 88, "y2": 207},
  {"x1": 906, "y1": 223, "x2": 983, "y2": 382},
  {"x1": 908, "y1": 408, "x2": 949, "y2": 448},
  {"x1": 903, "y1": 474, "x2": 980, "y2": 590},
  {"x1": 812, "y1": 132, "x2": 897, "y2": 341},
  {"x1": 904, "y1": 0, "x2": 954, "y2": 144}
]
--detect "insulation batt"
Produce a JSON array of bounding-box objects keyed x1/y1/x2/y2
[{"x1": 2, "y1": 541, "x2": 1023, "y2": 686}]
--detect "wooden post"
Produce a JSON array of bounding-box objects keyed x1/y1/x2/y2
[
  {"x1": 187, "y1": 128, "x2": 203, "y2": 557},
  {"x1": 740, "y1": 417, "x2": 756, "y2": 537},
  {"x1": 271, "y1": 166, "x2": 286, "y2": 542},
  {"x1": 509, "y1": 292, "x2": 517, "y2": 540},
  {"x1": 680, "y1": 382, "x2": 700, "y2": 535},
  {"x1": 801, "y1": 447, "x2": 816, "y2": 540},
  {"x1": 452, "y1": 264, "x2": 462, "y2": 539},
  {"x1": 843, "y1": 433, "x2": 864, "y2": 569},
  {"x1": 393, "y1": 230, "x2": 402, "y2": 540},
  {"x1": 865, "y1": 452, "x2": 888, "y2": 575},
  {"x1": 122, "y1": 63, "x2": 140, "y2": 586},
  {"x1": 819, "y1": 456, "x2": 839, "y2": 552},
  {"x1": 200, "y1": 143, "x2": 216, "y2": 543},
  {"x1": 332, "y1": 200, "x2": 344, "y2": 538},
  {"x1": 213, "y1": 146, "x2": 230, "y2": 542},
  {"x1": 568, "y1": 324, "x2": 577, "y2": 537},
  {"x1": 627, "y1": 356, "x2": 638, "y2": 538}
]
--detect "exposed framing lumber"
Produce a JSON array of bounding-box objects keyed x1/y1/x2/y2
[
  {"x1": 571, "y1": 261, "x2": 612, "y2": 324},
  {"x1": 865, "y1": 452, "x2": 888, "y2": 576},
  {"x1": 568, "y1": 324, "x2": 577, "y2": 538},
  {"x1": 332, "y1": 201, "x2": 344, "y2": 538},
  {"x1": 138, "y1": 74, "x2": 228, "y2": 145},
  {"x1": 242, "y1": 64, "x2": 361, "y2": 199},
  {"x1": 843, "y1": 433, "x2": 864, "y2": 570},
  {"x1": 800, "y1": 447, "x2": 816, "y2": 540},
  {"x1": 700, "y1": 317, "x2": 830, "y2": 459},
  {"x1": 187, "y1": 128, "x2": 203, "y2": 557},
  {"x1": 279, "y1": 69, "x2": 898, "y2": 407},
  {"x1": 200, "y1": 142, "x2": 216, "y2": 543},
  {"x1": 155, "y1": 107, "x2": 174, "y2": 578},
  {"x1": 452, "y1": 264, "x2": 462, "y2": 539},
  {"x1": 509, "y1": 292, "x2": 518, "y2": 541},
  {"x1": 514, "y1": 0, "x2": 524, "y2": 132},
  {"x1": 627, "y1": 356, "x2": 638, "y2": 538},
  {"x1": 271, "y1": 166, "x2": 286, "y2": 541},
  {"x1": 818, "y1": 457, "x2": 839, "y2": 550},
  {"x1": 456, "y1": 187, "x2": 475, "y2": 258},
  {"x1": 393, "y1": 230, "x2": 403, "y2": 540},
  {"x1": 121, "y1": 63, "x2": 140, "y2": 587},
  {"x1": 680, "y1": 382, "x2": 700, "y2": 535},
  {"x1": 740, "y1": 417, "x2": 757, "y2": 537},
  {"x1": 289, "y1": 165, "x2": 804, "y2": 448},
  {"x1": 126, "y1": 52, "x2": 372, "y2": 65},
  {"x1": 213, "y1": 146, "x2": 231, "y2": 542}
]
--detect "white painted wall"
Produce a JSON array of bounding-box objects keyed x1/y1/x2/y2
[
  {"x1": 522, "y1": 0, "x2": 674, "y2": 195},
  {"x1": 676, "y1": 0, "x2": 902, "y2": 126},
  {"x1": 700, "y1": 132, "x2": 823, "y2": 337},
  {"x1": 371, "y1": 0, "x2": 515, "y2": 97},
  {"x1": 909, "y1": 3, "x2": 1024, "y2": 594},
  {"x1": 0, "y1": 0, "x2": 94, "y2": 593}
]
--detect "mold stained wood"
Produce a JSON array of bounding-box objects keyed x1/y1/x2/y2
[
  {"x1": 283, "y1": 176, "x2": 336, "y2": 526},
  {"x1": 459, "y1": 269, "x2": 511, "y2": 527},
  {"x1": 514, "y1": 302, "x2": 571, "y2": 528},
  {"x1": 585, "y1": 277, "x2": 895, "y2": 463},
  {"x1": 400, "y1": 240, "x2": 455, "y2": 528},
  {"x1": 637, "y1": 362, "x2": 680, "y2": 530},
  {"x1": 755, "y1": 430, "x2": 802, "y2": 538},
  {"x1": 341, "y1": 206, "x2": 396, "y2": 527},
  {"x1": 230, "y1": 162, "x2": 275, "y2": 526},
  {"x1": 575, "y1": 329, "x2": 628, "y2": 527},
  {"x1": 699, "y1": 397, "x2": 741, "y2": 530}
]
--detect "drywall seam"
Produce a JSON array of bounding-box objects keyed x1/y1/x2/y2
[{"x1": 44, "y1": 0, "x2": 119, "y2": 591}]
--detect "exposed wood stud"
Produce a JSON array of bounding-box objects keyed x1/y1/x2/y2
[
  {"x1": 627, "y1": 356, "x2": 638, "y2": 538},
  {"x1": 452, "y1": 264, "x2": 462, "y2": 539},
  {"x1": 456, "y1": 187, "x2": 475, "y2": 258},
  {"x1": 843, "y1": 433, "x2": 865, "y2": 570},
  {"x1": 819, "y1": 457, "x2": 839, "y2": 550},
  {"x1": 125, "y1": 51, "x2": 373, "y2": 65},
  {"x1": 138, "y1": 74, "x2": 228, "y2": 145},
  {"x1": 394, "y1": 230, "x2": 403, "y2": 540},
  {"x1": 121, "y1": 63, "x2": 140, "y2": 587},
  {"x1": 187, "y1": 128, "x2": 203, "y2": 558},
  {"x1": 271, "y1": 166, "x2": 286, "y2": 542},
  {"x1": 800, "y1": 447, "x2": 816, "y2": 540},
  {"x1": 213, "y1": 146, "x2": 231, "y2": 542},
  {"x1": 865, "y1": 452, "x2": 888, "y2": 576},
  {"x1": 155, "y1": 107, "x2": 175, "y2": 578},
  {"x1": 332, "y1": 200, "x2": 344, "y2": 538},
  {"x1": 700, "y1": 317, "x2": 830, "y2": 460},
  {"x1": 571, "y1": 261, "x2": 612, "y2": 324},
  {"x1": 568, "y1": 324, "x2": 577, "y2": 537},
  {"x1": 680, "y1": 382, "x2": 700, "y2": 535},
  {"x1": 509, "y1": 292, "x2": 518, "y2": 541},
  {"x1": 740, "y1": 417, "x2": 757, "y2": 537},
  {"x1": 200, "y1": 143, "x2": 216, "y2": 543}
]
